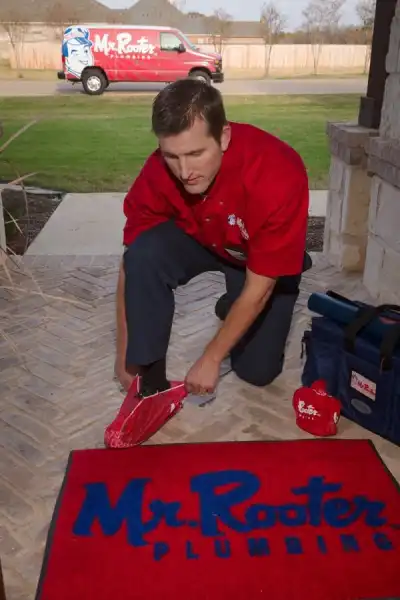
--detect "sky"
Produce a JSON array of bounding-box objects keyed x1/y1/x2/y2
[{"x1": 100, "y1": 0, "x2": 361, "y2": 30}]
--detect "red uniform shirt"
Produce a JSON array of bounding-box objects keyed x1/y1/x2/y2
[{"x1": 123, "y1": 122, "x2": 309, "y2": 278}]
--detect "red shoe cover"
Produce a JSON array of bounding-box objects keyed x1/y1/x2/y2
[{"x1": 105, "y1": 379, "x2": 187, "y2": 448}]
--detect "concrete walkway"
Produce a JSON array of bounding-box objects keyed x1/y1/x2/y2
[{"x1": 26, "y1": 190, "x2": 328, "y2": 256}]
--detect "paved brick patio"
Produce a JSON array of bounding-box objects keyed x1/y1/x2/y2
[{"x1": 1, "y1": 252, "x2": 400, "y2": 599}]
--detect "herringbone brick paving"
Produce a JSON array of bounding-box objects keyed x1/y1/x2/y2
[{"x1": 1, "y1": 252, "x2": 400, "y2": 599}]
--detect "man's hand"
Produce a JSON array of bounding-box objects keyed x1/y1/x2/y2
[
  {"x1": 185, "y1": 270, "x2": 276, "y2": 396},
  {"x1": 185, "y1": 354, "x2": 221, "y2": 395}
]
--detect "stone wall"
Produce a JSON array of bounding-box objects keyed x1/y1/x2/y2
[
  {"x1": 324, "y1": 0, "x2": 400, "y2": 304},
  {"x1": 363, "y1": 0, "x2": 400, "y2": 303},
  {"x1": 323, "y1": 123, "x2": 377, "y2": 271}
]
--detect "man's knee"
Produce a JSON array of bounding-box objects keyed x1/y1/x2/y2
[
  {"x1": 232, "y1": 354, "x2": 284, "y2": 387},
  {"x1": 124, "y1": 224, "x2": 169, "y2": 273},
  {"x1": 230, "y1": 291, "x2": 298, "y2": 387}
]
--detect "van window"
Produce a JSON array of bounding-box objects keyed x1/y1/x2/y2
[{"x1": 160, "y1": 32, "x2": 182, "y2": 51}]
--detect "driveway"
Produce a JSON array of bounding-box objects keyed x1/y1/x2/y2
[{"x1": 0, "y1": 77, "x2": 367, "y2": 97}]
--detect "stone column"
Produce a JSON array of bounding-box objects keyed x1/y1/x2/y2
[
  {"x1": 323, "y1": 123, "x2": 378, "y2": 271},
  {"x1": 363, "y1": 0, "x2": 400, "y2": 303},
  {"x1": 358, "y1": 0, "x2": 398, "y2": 129}
]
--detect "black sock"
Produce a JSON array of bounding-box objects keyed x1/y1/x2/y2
[{"x1": 140, "y1": 358, "x2": 170, "y2": 396}]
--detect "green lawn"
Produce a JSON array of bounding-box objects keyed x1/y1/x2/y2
[{"x1": 0, "y1": 94, "x2": 359, "y2": 192}]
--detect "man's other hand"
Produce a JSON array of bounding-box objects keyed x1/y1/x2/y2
[
  {"x1": 185, "y1": 354, "x2": 220, "y2": 396},
  {"x1": 114, "y1": 357, "x2": 137, "y2": 392}
]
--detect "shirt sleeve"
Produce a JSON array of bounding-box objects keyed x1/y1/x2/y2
[
  {"x1": 123, "y1": 154, "x2": 174, "y2": 247},
  {"x1": 246, "y1": 153, "x2": 309, "y2": 278}
]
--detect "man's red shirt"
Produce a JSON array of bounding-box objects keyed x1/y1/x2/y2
[{"x1": 123, "y1": 121, "x2": 309, "y2": 278}]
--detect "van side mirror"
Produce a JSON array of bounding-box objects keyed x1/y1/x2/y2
[{"x1": 177, "y1": 43, "x2": 186, "y2": 53}]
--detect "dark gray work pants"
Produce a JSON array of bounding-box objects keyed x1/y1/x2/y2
[{"x1": 123, "y1": 220, "x2": 306, "y2": 387}]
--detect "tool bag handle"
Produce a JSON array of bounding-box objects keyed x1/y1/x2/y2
[{"x1": 344, "y1": 304, "x2": 400, "y2": 370}]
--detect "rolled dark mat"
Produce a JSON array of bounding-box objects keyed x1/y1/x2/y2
[{"x1": 307, "y1": 291, "x2": 400, "y2": 344}]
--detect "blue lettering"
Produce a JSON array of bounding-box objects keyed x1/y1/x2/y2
[
  {"x1": 340, "y1": 534, "x2": 360, "y2": 552},
  {"x1": 248, "y1": 538, "x2": 270, "y2": 557},
  {"x1": 324, "y1": 498, "x2": 359, "y2": 527},
  {"x1": 186, "y1": 541, "x2": 200, "y2": 559},
  {"x1": 154, "y1": 542, "x2": 169, "y2": 561},
  {"x1": 73, "y1": 480, "x2": 184, "y2": 547},
  {"x1": 317, "y1": 535, "x2": 328, "y2": 554},
  {"x1": 285, "y1": 537, "x2": 303, "y2": 555},
  {"x1": 324, "y1": 496, "x2": 387, "y2": 528},
  {"x1": 215, "y1": 539, "x2": 231, "y2": 558},
  {"x1": 73, "y1": 480, "x2": 157, "y2": 547},
  {"x1": 292, "y1": 476, "x2": 341, "y2": 526},
  {"x1": 245, "y1": 505, "x2": 276, "y2": 528},
  {"x1": 355, "y1": 496, "x2": 387, "y2": 526},
  {"x1": 73, "y1": 473, "x2": 390, "y2": 549},
  {"x1": 374, "y1": 533, "x2": 393, "y2": 551},
  {"x1": 149, "y1": 500, "x2": 186, "y2": 527},
  {"x1": 292, "y1": 477, "x2": 387, "y2": 529},
  {"x1": 191, "y1": 470, "x2": 260, "y2": 536},
  {"x1": 278, "y1": 504, "x2": 307, "y2": 526}
]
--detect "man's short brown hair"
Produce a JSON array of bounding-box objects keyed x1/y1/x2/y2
[{"x1": 151, "y1": 78, "x2": 227, "y2": 143}]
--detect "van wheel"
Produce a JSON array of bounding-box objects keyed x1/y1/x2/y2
[
  {"x1": 190, "y1": 70, "x2": 211, "y2": 85},
  {"x1": 82, "y1": 69, "x2": 107, "y2": 95}
]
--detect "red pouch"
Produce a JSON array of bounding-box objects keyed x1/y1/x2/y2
[{"x1": 293, "y1": 380, "x2": 341, "y2": 437}]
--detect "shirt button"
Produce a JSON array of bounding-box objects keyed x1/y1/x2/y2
[
  {"x1": 212, "y1": 243, "x2": 217, "y2": 247},
  {"x1": 219, "y1": 201, "x2": 224, "y2": 206},
  {"x1": 205, "y1": 217, "x2": 211, "y2": 222}
]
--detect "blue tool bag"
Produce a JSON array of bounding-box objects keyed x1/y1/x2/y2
[{"x1": 301, "y1": 291, "x2": 400, "y2": 445}]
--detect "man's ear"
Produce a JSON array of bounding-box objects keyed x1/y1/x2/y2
[{"x1": 220, "y1": 123, "x2": 231, "y2": 152}]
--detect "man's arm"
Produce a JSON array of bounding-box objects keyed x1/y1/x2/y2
[
  {"x1": 114, "y1": 258, "x2": 138, "y2": 390},
  {"x1": 115, "y1": 258, "x2": 127, "y2": 361},
  {"x1": 204, "y1": 155, "x2": 309, "y2": 366},
  {"x1": 203, "y1": 269, "x2": 276, "y2": 364}
]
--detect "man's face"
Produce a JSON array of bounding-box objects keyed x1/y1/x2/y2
[{"x1": 158, "y1": 117, "x2": 231, "y2": 195}]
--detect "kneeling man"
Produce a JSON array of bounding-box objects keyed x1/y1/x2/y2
[{"x1": 113, "y1": 78, "x2": 310, "y2": 407}]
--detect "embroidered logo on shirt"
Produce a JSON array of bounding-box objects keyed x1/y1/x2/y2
[
  {"x1": 227, "y1": 214, "x2": 249, "y2": 240},
  {"x1": 237, "y1": 218, "x2": 249, "y2": 240}
]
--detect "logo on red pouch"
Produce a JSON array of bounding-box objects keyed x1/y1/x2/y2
[{"x1": 293, "y1": 380, "x2": 341, "y2": 437}]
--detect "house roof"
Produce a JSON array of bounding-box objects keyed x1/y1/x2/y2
[
  {"x1": 0, "y1": 0, "x2": 117, "y2": 23},
  {"x1": 0, "y1": 0, "x2": 262, "y2": 38}
]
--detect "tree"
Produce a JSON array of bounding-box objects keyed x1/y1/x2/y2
[
  {"x1": 259, "y1": 2, "x2": 286, "y2": 76},
  {"x1": 46, "y1": 2, "x2": 78, "y2": 41},
  {"x1": 356, "y1": 0, "x2": 376, "y2": 30},
  {"x1": 356, "y1": 0, "x2": 376, "y2": 72},
  {"x1": 302, "y1": 0, "x2": 346, "y2": 74},
  {"x1": 1, "y1": 9, "x2": 28, "y2": 75},
  {"x1": 208, "y1": 8, "x2": 232, "y2": 55}
]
